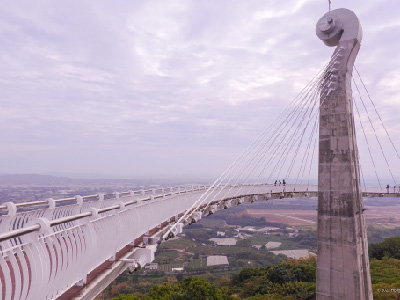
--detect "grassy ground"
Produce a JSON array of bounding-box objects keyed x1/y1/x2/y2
[
  {"x1": 247, "y1": 233, "x2": 299, "y2": 249},
  {"x1": 157, "y1": 237, "x2": 198, "y2": 250},
  {"x1": 185, "y1": 258, "x2": 206, "y2": 268},
  {"x1": 197, "y1": 218, "x2": 231, "y2": 228},
  {"x1": 157, "y1": 263, "x2": 184, "y2": 272}
]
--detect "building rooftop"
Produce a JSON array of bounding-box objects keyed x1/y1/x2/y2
[
  {"x1": 270, "y1": 249, "x2": 316, "y2": 259},
  {"x1": 265, "y1": 242, "x2": 281, "y2": 249},
  {"x1": 207, "y1": 255, "x2": 229, "y2": 267},
  {"x1": 209, "y1": 238, "x2": 237, "y2": 246}
]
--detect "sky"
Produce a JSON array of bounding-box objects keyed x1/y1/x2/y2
[{"x1": 0, "y1": 0, "x2": 399, "y2": 182}]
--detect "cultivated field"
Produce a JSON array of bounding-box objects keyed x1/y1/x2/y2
[
  {"x1": 246, "y1": 209, "x2": 317, "y2": 225},
  {"x1": 246, "y1": 204, "x2": 400, "y2": 228}
]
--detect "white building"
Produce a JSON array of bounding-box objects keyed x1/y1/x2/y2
[
  {"x1": 207, "y1": 255, "x2": 229, "y2": 267},
  {"x1": 209, "y1": 238, "x2": 237, "y2": 246},
  {"x1": 265, "y1": 242, "x2": 282, "y2": 249},
  {"x1": 270, "y1": 249, "x2": 316, "y2": 259},
  {"x1": 172, "y1": 267, "x2": 184, "y2": 272}
]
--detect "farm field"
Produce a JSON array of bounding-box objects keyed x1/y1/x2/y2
[
  {"x1": 246, "y1": 208, "x2": 317, "y2": 225},
  {"x1": 245, "y1": 203, "x2": 400, "y2": 228}
]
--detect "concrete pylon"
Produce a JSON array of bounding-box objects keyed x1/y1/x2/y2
[{"x1": 316, "y1": 9, "x2": 373, "y2": 300}]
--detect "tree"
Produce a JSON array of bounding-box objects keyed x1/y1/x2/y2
[
  {"x1": 231, "y1": 257, "x2": 317, "y2": 299},
  {"x1": 237, "y1": 239, "x2": 252, "y2": 248},
  {"x1": 146, "y1": 277, "x2": 234, "y2": 300},
  {"x1": 112, "y1": 295, "x2": 140, "y2": 300},
  {"x1": 369, "y1": 236, "x2": 400, "y2": 260},
  {"x1": 370, "y1": 257, "x2": 400, "y2": 299}
]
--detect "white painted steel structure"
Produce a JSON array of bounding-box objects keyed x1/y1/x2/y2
[{"x1": 0, "y1": 184, "x2": 393, "y2": 299}]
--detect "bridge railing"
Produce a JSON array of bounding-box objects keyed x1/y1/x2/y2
[
  {"x1": 0, "y1": 183, "x2": 395, "y2": 300},
  {"x1": 0, "y1": 184, "x2": 394, "y2": 246},
  {"x1": 0, "y1": 185, "x2": 206, "y2": 212},
  {"x1": 0, "y1": 185, "x2": 212, "y2": 249},
  {"x1": 2, "y1": 183, "x2": 310, "y2": 249},
  {"x1": 0, "y1": 186, "x2": 210, "y2": 300},
  {"x1": 3, "y1": 184, "x2": 285, "y2": 299}
]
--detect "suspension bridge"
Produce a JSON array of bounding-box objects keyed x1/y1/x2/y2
[{"x1": 0, "y1": 7, "x2": 399, "y2": 300}]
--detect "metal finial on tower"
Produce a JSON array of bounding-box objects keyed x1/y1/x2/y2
[{"x1": 316, "y1": 8, "x2": 362, "y2": 47}]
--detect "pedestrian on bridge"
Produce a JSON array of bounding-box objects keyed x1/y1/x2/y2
[
  {"x1": 386, "y1": 184, "x2": 390, "y2": 193},
  {"x1": 283, "y1": 179, "x2": 286, "y2": 186},
  {"x1": 274, "y1": 180, "x2": 277, "y2": 186}
]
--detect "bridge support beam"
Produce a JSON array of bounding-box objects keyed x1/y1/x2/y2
[{"x1": 316, "y1": 8, "x2": 372, "y2": 300}]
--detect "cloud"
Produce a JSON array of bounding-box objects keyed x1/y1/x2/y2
[{"x1": 0, "y1": 0, "x2": 399, "y2": 182}]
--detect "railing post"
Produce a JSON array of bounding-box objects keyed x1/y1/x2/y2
[
  {"x1": 75, "y1": 195, "x2": 84, "y2": 205},
  {"x1": 3, "y1": 202, "x2": 17, "y2": 216},
  {"x1": 47, "y1": 198, "x2": 56, "y2": 209},
  {"x1": 90, "y1": 208, "x2": 99, "y2": 219},
  {"x1": 44, "y1": 198, "x2": 56, "y2": 220},
  {"x1": 28, "y1": 217, "x2": 51, "y2": 236}
]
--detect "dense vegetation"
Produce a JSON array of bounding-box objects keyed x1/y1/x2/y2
[
  {"x1": 369, "y1": 236, "x2": 400, "y2": 260},
  {"x1": 111, "y1": 257, "x2": 316, "y2": 300},
  {"x1": 111, "y1": 277, "x2": 233, "y2": 300},
  {"x1": 229, "y1": 257, "x2": 316, "y2": 299},
  {"x1": 109, "y1": 256, "x2": 400, "y2": 300},
  {"x1": 209, "y1": 212, "x2": 286, "y2": 228},
  {"x1": 291, "y1": 230, "x2": 317, "y2": 250},
  {"x1": 104, "y1": 237, "x2": 400, "y2": 300},
  {"x1": 368, "y1": 226, "x2": 400, "y2": 244}
]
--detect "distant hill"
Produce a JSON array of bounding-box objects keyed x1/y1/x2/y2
[
  {"x1": 0, "y1": 174, "x2": 74, "y2": 185},
  {"x1": 0, "y1": 173, "x2": 202, "y2": 186}
]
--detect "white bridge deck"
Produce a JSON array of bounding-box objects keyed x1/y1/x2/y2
[{"x1": 0, "y1": 184, "x2": 396, "y2": 300}]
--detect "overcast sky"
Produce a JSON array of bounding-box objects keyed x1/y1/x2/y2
[{"x1": 0, "y1": 0, "x2": 399, "y2": 182}]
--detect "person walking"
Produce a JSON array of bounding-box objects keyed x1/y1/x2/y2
[
  {"x1": 386, "y1": 184, "x2": 390, "y2": 194},
  {"x1": 274, "y1": 180, "x2": 277, "y2": 186},
  {"x1": 283, "y1": 179, "x2": 286, "y2": 186}
]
